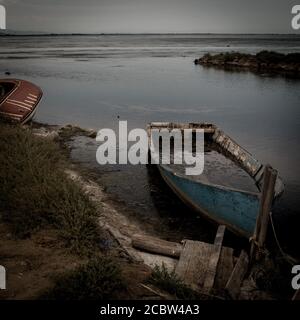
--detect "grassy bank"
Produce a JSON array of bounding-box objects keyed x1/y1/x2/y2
[
  {"x1": 0, "y1": 122, "x2": 136, "y2": 299},
  {"x1": 195, "y1": 51, "x2": 300, "y2": 76},
  {"x1": 0, "y1": 123, "x2": 101, "y2": 256}
]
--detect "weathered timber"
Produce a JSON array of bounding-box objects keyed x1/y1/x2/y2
[
  {"x1": 214, "y1": 225, "x2": 226, "y2": 246},
  {"x1": 225, "y1": 250, "x2": 249, "y2": 299},
  {"x1": 175, "y1": 240, "x2": 214, "y2": 291},
  {"x1": 132, "y1": 234, "x2": 182, "y2": 258},
  {"x1": 203, "y1": 225, "x2": 226, "y2": 290},
  {"x1": 214, "y1": 247, "x2": 235, "y2": 291},
  {"x1": 251, "y1": 165, "x2": 277, "y2": 261}
]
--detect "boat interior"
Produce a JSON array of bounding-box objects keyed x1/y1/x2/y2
[
  {"x1": 147, "y1": 122, "x2": 284, "y2": 197},
  {"x1": 0, "y1": 81, "x2": 16, "y2": 103}
]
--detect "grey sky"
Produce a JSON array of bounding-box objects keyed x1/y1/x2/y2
[{"x1": 1, "y1": 0, "x2": 298, "y2": 33}]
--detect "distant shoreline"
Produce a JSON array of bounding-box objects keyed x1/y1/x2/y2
[{"x1": 1, "y1": 32, "x2": 300, "y2": 37}]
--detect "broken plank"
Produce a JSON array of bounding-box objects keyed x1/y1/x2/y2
[
  {"x1": 175, "y1": 240, "x2": 214, "y2": 291},
  {"x1": 132, "y1": 234, "x2": 182, "y2": 258},
  {"x1": 203, "y1": 225, "x2": 226, "y2": 290},
  {"x1": 214, "y1": 225, "x2": 226, "y2": 246},
  {"x1": 214, "y1": 247, "x2": 235, "y2": 291},
  {"x1": 225, "y1": 250, "x2": 249, "y2": 299}
]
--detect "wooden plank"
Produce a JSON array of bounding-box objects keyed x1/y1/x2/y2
[
  {"x1": 203, "y1": 226, "x2": 226, "y2": 290},
  {"x1": 175, "y1": 240, "x2": 214, "y2": 291},
  {"x1": 132, "y1": 234, "x2": 182, "y2": 258},
  {"x1": 214, "y1": 225, "x2": 226, "y2": 246},
  {"x1": 214, "y1": 247, "x2": 235, "y2": 291},
  {"x1": 257, "y1": 167, "x2": 277, "y2": 247},
  {"x1": 292, "y1": 289, "x2": 300, "y2": 301},
  {"x1": 251, "y1": 165, "x2": 277, "y2": 261},
  {"x1": 225, "y1": 250, "x2": 249, "y2": 299}
]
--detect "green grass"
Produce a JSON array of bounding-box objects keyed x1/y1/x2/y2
[
  {"x1": 0, "y1": 123, "x2": 102, "y2": 256},
  {"x1": 148, "y1": 264, "x2": 210, "y2": 300},
  {"x1": 41, "y1": 256, "x2": 125, "y2": 300}
]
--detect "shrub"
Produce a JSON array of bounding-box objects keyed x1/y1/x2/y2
[
  {"x1": 148, "y1": 264, "x2": 209, "y2": 300},
  {"x1": 41, "y1": 256, "x2": 125, "y2": 300}
]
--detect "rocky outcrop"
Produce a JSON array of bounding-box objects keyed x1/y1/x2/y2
[{"x1": 194, "y1": 51, "x2": 300, "y2": 76}]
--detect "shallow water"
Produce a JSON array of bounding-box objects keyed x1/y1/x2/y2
[{"x1": 0, "y1": 34, "x2": 299, "y2": 256}]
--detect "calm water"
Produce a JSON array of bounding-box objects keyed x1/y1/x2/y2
[{"x1": 0, "y1": 35, "x2": 299, "y2": 256}]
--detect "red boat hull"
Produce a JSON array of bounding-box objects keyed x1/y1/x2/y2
[{"x1": 0, "y1": 79, "x2": 43, "y2": 124}]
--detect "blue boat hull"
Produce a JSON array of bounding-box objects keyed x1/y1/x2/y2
[{"x1": 159, "y1": 165, "x2": 260, "y2": 238}]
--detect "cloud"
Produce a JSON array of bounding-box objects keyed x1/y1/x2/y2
[{"x1": 2, "y1": 0, "x2": 296, "y2": 33}]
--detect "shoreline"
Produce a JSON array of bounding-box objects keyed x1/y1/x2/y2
[{"x1": 0, "y1": 120, "x2": 295, "y2": 300}]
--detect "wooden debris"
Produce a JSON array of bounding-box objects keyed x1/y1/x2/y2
[
  {"x1": 203, "y1": 225, "x2": 226, "y2": 291},
  {"x1": 175, "y1": 240, "x2": 214, "y2": 291},
  {"x1": 214, "y1": 247, "x2": 235, "y2": 291},
  {"x1": 292, "y1": 289, "x2": 300, "y2": 301},
  {"x1": 131, "y1": 226, "x2": 247, "y2": 298},
  {"x1": 132, "y1": 234, "x2": 182, "y2": 258},
  {"x1": 225, "y1": 250, "x2": 249, "y2": 299},
  {"x1": 214, "y1": 225, "x2": 226, "y2": 246},
  {"x1": 251, "y1": 165, "x2": 277, "y2": 262},
  {"x1": 140, "y1": 284, "x2": 175, "y2": 300}
]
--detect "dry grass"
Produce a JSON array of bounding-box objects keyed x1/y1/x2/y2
[
  {"x1": 40, "y1": 256, "x2": 125, "y2": 300},
  {"x1": 0, "y1": 122, "x2": 102, "y2": 256}
]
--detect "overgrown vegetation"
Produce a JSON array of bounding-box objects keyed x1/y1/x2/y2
[
  {"x1": 149, "y1": 264, "x2": 211, "y2": 300},
  {"x1": 41, "y1": 256, "x2": 125, "y2": 300},
  {"x1": 0, "y1": 123, "x2": 101, "y2": 256},
  {"x1": 200, "y1": 51, "x2": 300, "y2": 64},
  {"x1": 197, "y1": 51, "x2": 300, "y2": 75}
]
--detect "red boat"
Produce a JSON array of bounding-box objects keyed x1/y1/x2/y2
[{"x1": 0, "y1": 79, "x2": 43, "y2": 124}]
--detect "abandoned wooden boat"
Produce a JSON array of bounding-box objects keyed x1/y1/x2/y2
[
  {"x1": 147, "y1": 122, "x2": 284, "y2": 238},
  {"x1": 0, "y1": 79, "x2": 43, "y2": 124}
]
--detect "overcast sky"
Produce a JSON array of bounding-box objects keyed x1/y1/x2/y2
[{"x1": 0, "y1": 0, "x2": 298, "y2": 33}]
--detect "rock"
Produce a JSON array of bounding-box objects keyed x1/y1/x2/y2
[
  {"x1": 32, "y1": 127, "x2": 59, "y2": 140},
  {"x1": 4, "y1": 71, "x2": 11, "y2": 75},
  {"x1": 194, "y1": 51, "x2": 300, "y2": 77},
  {"x1": 87, "y1": 129, "x2": 97, "y2": 139}
]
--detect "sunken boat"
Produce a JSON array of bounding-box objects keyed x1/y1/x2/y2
[
  {"x1": 0, "y1": 79, "x2": 43, "y2": 124},
  {"x1": 147, "y1": 122, "x2": 284, "y2": 238}
]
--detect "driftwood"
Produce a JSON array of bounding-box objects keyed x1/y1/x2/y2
[{"x1": 132, "y1": 234, "x2": 182, "y2": 258}]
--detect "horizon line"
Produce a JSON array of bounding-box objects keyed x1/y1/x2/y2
[{"x1": 1, "y1": 30, "x2": 300, "y2": 36}]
